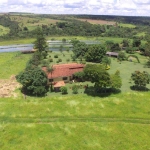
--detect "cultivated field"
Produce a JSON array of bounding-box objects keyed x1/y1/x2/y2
[{"x1": 78, "y1": 18, "x2": 116, "y2": 25}]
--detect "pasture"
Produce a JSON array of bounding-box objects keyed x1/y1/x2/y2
[
  {"x1": 0, "y1": 45, "x2": 150, "y2": 149},
  {"x1": 78, "y1": 18, "x2": 116, "y2": 25},
  {"x1": 119, "y1": 23, "x2": 136, "y2": 28},
  {"x1": 0, "y1": 92, "x2": 150, "y2": 149},
  {"x1": 10, "y1": 15, "x2": 63, "y2": 31},
  {"x1": 0, "y1": 52, "x2": 31, "y2": 79}
]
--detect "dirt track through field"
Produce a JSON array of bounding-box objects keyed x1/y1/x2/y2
[{"x1": 1, "y1": 116, "x2": 150, "y2": 125}]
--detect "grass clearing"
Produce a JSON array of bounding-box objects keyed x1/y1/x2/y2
[
  {"x1": 119, "y1": 23, "x2": 136, "y2": 28},
  {"x1": 77, "y1": 18, "x2": 116, "y2": 25},
  {"x1": 0, "y1": 52, "x2": 31, "y2": 79},
  {"x1": 10, "y1": 15, "x2": 63, "y2": 31},
  {"x1": 1, "y1": 93, "x2": 150, "y2": 149}
]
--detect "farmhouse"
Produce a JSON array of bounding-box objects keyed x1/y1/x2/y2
[
  {"x1": 106, "y1": 51, "x2": 118, "y2": 58},
  {"x1": 42, "y1": 63, "x2": 85, "y2": 84}
]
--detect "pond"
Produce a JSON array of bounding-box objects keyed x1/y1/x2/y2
[{"x1": 0, "y1": 40, "x2": 101, "y2": 53}]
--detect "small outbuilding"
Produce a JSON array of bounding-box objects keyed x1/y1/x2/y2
[
  {"x1": 53, "y1": 81, "x2": 65, "y2": 92},
  {"x1": 106, "y1": 52, "x2": 118, "y2": 58}
]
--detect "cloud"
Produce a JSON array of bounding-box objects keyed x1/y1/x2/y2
[
  {"x1": 0, "y1": 0, "x2": 150, "y2": 16},
  {"x1": 133, "y1": 0, "x2": 150, "y2": 4}
]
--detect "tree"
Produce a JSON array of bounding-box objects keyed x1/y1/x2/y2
[
  {"x1": 110, "y1": 70, "x2": 122, "y2": 90},
  {"x1": 122, "y1": 39, "x2": 130, "y2": 47},
  {"x1": 131, "y1": 71, "x2": 150, "y2": 90},
  {"x1": 59, "y1": 45, "x2": 63, "y2": 53},
  {"x1": 110, "y1": 43, "x2": 121, "y2": 52},
  {"x1": 16, "y1": 67, "x2": 48, "y2": 96},
  {"x1": 105, "y1": 40, "x2": 114, "y2": 51},
  {"x1": 46, "y1": 66, "x2": 54, "y2": 91},
  {"x1": 84, "y1": 64, "x2": 110, "y2": 90},
  {"x1": 72, "y1": 41, "x2": 88, "y2": 58},
  {"x1": 85, "y1": 44, "x2": 106, "y2": 62},
  {"x1": 118, "y1": 52, "x2": 126, "y2": 61},
  {"x1": 34, "y1": 27, "x2": 48, "y2": 55},
  {"x1": 101, "y1": 56, "x2": 111, "y2": 67},
  {"x1": 74, "y1": 71, "x2": 85, "y2": 82},
  {"x1": 132, "y1": 38, "x2": 141, "y2": 47},
  {"x1": 62, "y1": 38, "x2": 66, "y2": 43}
]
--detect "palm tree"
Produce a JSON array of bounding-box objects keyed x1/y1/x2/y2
[{"x1": 46, "y1": 65, "x2": 54, "y2": 92}]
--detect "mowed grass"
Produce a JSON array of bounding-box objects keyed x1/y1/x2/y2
[
  {"x1": 108, "y1": 55, "x2": 150, "y2": 92},
  {"x1": 0, "y1": 52, "x2": 31, "y2": 79},
  {"x1": 1, "y1": 93, "x2": 150, "y2": 149},
  {"x1": 0, "y1": 25, "x2": 10, "y2": 36}
]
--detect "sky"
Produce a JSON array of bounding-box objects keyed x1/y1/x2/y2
[{"x1": 0, "y1": 0, "x2": 150, "y2": 16}]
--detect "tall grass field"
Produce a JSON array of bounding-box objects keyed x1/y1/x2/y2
[{"x1": 0, "y1": 93, "x2": 150, "y2": 149}]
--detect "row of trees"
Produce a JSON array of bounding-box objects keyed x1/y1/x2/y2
[{"x1": 16, "y1": 28, "x2": 49, "y2": 96}]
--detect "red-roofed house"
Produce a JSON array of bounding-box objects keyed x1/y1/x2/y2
[{"x1": 42, "y1": 63, "x2": 85, "y2": 84}]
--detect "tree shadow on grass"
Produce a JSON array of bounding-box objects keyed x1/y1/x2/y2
[
  {"x1": 84, "y1": 86, "x2": 121, "y2": 97},
  {"x1": 130, "y1": 85, "x2": 149, "y2": 92}
]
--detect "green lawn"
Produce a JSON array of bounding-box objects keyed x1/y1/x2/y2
[
  {"x1": 108, "y1": 55, "x2": 150, "y2": 92},
  {"x1": 1, "y1": 92, "x2": 150, "y2": 149}
]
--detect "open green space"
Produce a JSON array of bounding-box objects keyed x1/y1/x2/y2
[
  {"x1": 1, "y1": 92, "x2": 150, "y2": 149},
  {"x1": 10, "y1": 15, "x2": 63, "y2": 31},
  {"x1": 119, "y1": 23, "x2": 136, "y2": 28},
  {"x1": 0, "y1": 51, "x2": 150, "y2": 92},
  {"x1": 0, "y1": 52, "x2": 31, "y2": 79}
]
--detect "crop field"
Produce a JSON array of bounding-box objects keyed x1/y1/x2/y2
[
  {"x1": 0, "y1": 92, "x2": 150, "y2": 149},
  {"x1": 0, "y1": 25, "x2": 10, "y2": 36},
  {"x1": 78, "y1": 18, "x2": 116, "y2": 25}
]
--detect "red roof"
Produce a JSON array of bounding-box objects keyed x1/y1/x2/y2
[{"x1": 42, "y1": 63, "x2": 84, "y2": 79}]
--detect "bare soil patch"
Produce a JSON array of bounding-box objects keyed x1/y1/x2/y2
[
  {"x1": 78, "y1": 19, "x2": 116, "y2": 25},
  {"x1": 0, "y1": 75, "x2": 20, "y2": 98}
]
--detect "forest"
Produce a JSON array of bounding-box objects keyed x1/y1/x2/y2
[{"x1": 0, "y1": 14, "x2": 150, "y2": 40}]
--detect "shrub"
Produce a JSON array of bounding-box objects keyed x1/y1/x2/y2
[
  {"x1": 54, "y1": 54, "x2": 58, "y2": 58},
  {"x1": 60, "y1": 86, "x2": 68, "y2": 94},
  {"x1": 66, "y1": 58, "x2": 70, "y2": 62},
  {"x1": 41, "y1": 60, "x2": 49, "y2": 67},
  {"x1": 118, "y1": 51, "x2": 126, "y2": 61},
  {"x1": 62, "y1": 38, "x2": 66, "y2": 43},
  {"x1": 49, "y1": 58, "x2": 53, "y2": 62},
  {"x1": 72, "y1": 85, "x2": 78, "y2": 94},
  {"x1": 58, "y1": 58, "x2": 62, "y2": 62}
]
